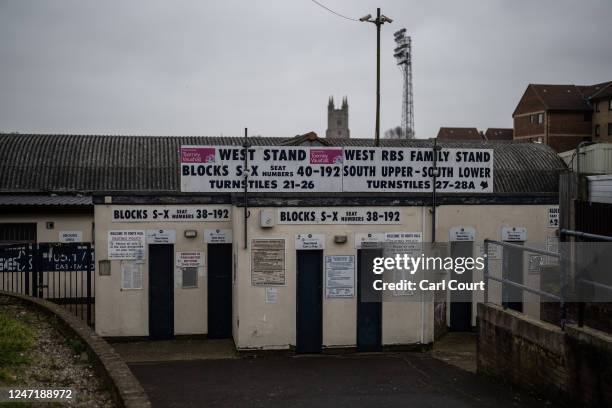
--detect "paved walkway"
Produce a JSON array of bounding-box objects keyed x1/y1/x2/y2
[{"x1": 129, "y1": 352, "x2": 552, "y2": 408}]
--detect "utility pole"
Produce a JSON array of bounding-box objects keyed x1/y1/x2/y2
[{"x1": 360, "y1": 8, "x2": 393, "y2": 146}]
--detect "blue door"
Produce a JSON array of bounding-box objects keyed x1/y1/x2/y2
[
  {"x1": 357, "y1": 249, "x2": 382, "y2": 351},
  {"x1": 296, "y1": 250, "x2": 323, "y2": 353}
]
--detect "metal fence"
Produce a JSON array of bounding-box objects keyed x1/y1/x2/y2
[
  {"x1": 0, "y1": 242, "x2": 94, "y2": 327},
  {"x1": 482, "y1": 229, "x2": 612, "y2": 329}
]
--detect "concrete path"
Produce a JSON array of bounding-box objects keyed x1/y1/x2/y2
[
  {"x1": 129, "y1": 353, "x2": 552, "y2": 408},
  {"x1": 112, "y1": 338, "x2": 237, "y2": 363},
  {"x1": 431, "y1": 332, "x2": 477, "y2": 373}
]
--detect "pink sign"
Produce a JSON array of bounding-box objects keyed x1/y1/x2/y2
[
  {"x1": 181, "y1": 147, "x2": 216, "y2": 163},
  {"x1": 310, "y1": 149, "x2": 343, "y2": 165}
]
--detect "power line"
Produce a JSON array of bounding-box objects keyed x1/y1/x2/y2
[{"x1": 309, "y1": 0, "x2": 358, "y2": 21}]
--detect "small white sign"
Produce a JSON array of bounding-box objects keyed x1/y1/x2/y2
[
  {"x1": 354, "y1": 233, "x2": 386, "y2": 249},
  {"x1": 176, "y1": 251, "x2": 205, "y2": 267},
  {"x1": 204, "y1": 229, "x2": 233, "y2": 244},
  {"x1": 265, "y1": 287, "x2": 278, "y2": 304},
  {"x1": 59, "y1": 231, "x2": 83, "y2": 243},
  {"x1": 146, "y1": 229, "x2": 176, "y2": 244},
  {"x1": 450, "y1": 226, "x2": 475, "y2": 242},
  {"x1": 355, "y1": 232, "x2": 422, "y2": 248},
  {"x1": 548, "y1": 206, "x2": 560, "y2": 228},
  {"x1": 501, "y1": 227, "x2": 527, "y2": 242},
  {"x1": 295, "y1": 233, "x2": 325, "y2": 250},
  {"x1": 108, "y1": 230, "x2": 146, "y2": 260}
]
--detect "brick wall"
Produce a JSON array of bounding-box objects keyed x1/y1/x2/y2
[
  {"x1": 549, "y1": 111, "x2": 592, "y2": 135},
  {"x1": 478, "y1": 303, "x2": 612, "y2": 407}
]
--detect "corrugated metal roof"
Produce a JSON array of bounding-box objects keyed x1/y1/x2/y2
[
  {"x1": 0, "y1": 194, "x2": 92, "y2": 206},
  {"x1": 0, "y1": 134, "x2": 567, "y2": 194}
]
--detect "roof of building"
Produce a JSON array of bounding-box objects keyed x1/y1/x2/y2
[
  {"x1": 484, "y1": 128, "x2": 513, "y2": 141},
  {"x1": 436, "y1": 127, "x2": 483, "y2": 141},
  {"x1": 514, "y1": 82, "x2": 612, "y2": 116},
  {"x1": 578, "y1": 81, "x2": 612, "y2": 100},
  {"x1": 530, "y1": 84, "x2": 592, "y2": 111},
  {"x1": 0, "y1": 195, "x2": 92, "y2": 207},
  {"x1": 0, "y1": 133, "x2": 566, "y2": 195}
]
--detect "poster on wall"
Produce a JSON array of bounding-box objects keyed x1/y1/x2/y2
[
  {"x1": 108, "y1": 230, "x2": 145, "y2": 260},
  {"x1": 121, "y1": 261, "x2": 143, "y2": 289},
  {"x1": 111, "y1": 206, "x2": 231, "y2": 222},
  {"x1": 325, "y1": 255, "x2": 355, "y2": 298},
  {"x1": 180, "y1": 146, "x2": 494, "y2": 194},
  {"x1": 251, "y1": 239, "x2": 285, "y2": 286}
]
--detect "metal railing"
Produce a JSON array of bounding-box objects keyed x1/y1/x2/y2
[{"x1": 482, "y1": 229, "x2": 612, "y2": 329}]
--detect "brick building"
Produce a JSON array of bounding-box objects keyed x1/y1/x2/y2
[
  {"x1": 436, "y1": 127, "x2": 482, "y2": 140},
  {"x1": 513, "y1": 82, "x2": 612, "y2": 152}
]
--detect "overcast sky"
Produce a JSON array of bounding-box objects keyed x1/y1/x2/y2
[{"x1": 0, "y1": 0, "x2": 611, "y2": 139}]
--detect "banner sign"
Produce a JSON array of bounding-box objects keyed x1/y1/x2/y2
[
  {"x1": 180, "y1": 146, "x2": 494, "y2": 193},
  {"x1": 111, "y1": 206, "x2": 231, "y2": 222},
  {"x1": 278, "y1": 208, "x2": 402, "y2": 225}
]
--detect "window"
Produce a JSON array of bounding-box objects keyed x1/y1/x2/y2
[
  {"x1": 537, "y1": 113, "x2": 544, "y2": 124},
  {"x1": 595, "y1": 101, "x2": 600, "y2": 112},
  {"x1": 595, "y1": 124, "x2": 600, "y2": 137},
  {"x1": 182, "y1": 267, "x2": 198, "y2": 288},
  {"x1": 608, "y1": 123, "x2": 612, "y2": 137},
  {"x1": 609, "y1": 99, "x2": 612, "y2": 111},
  {"x1": 530, "y1": 115, "x2": 535, "y2": 124}
]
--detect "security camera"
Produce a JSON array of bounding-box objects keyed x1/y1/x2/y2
[{"x1": 359, "y1": 14, "x2": 372, "y2": 22}]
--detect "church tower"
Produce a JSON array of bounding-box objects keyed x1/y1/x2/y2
[{"x1": 326, "y1": 96, "x2": 350, "y2": 139}]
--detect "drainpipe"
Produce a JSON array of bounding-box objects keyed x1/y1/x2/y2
[{"x1": 431, "y1": 139, "x2": 442, "y2": 243}]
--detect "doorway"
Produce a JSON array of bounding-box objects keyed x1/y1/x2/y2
[
  {"x1": 357, "y1": 248, "x2": 382, "y2": 352},
  {"x1": 503, "y1": 242, "x2": 524, "y2": 313},
  {"x1": 149, "y1": 244, "x2": 174, "y2": 340},
  {"x1": 449, "y1": 241, "x2": 473, "y2": 331},
  {"x1": 207, "y1": 243, "x2": 233, "y2": 339},
  {"x1": 296, "y1": 250, "x2": 323, "y2": 353}
]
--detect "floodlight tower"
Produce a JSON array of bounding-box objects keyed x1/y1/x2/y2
[{"x1": 393, "y1": 29, "x2": 414, "y2": 139}]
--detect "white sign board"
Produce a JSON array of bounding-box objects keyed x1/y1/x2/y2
[
  {"x1": 204, "y1": 229, "x2": 233, "y2": 244},
  {"x1": 278, "y1": 208, "x2": 402, "y2": 225},
  {"x1": 501, "y1": 227, "x2": 527, "y2": 242},
  {"x1": 548, "y1": 206, "x2": 560, "y2": 228},
  {"x1": 146, "y1": 229, "x2": 176, "y2": 244},
  {"x1": 325, "y1": 255, "x2": 355, "y2": 298},
  {"x1": 449, "y1": 226, "x2": 476, "y2": 242},
  {"x1": 295, "y1": 234, "x2": 325, "y2": 250},
  {"x1": 251, "y1": 239, "x2": 285, "y2": 286},
  {"x1": 265, "y1": 287, "x2": 278, "y2": 304},
  {"x1": 180, "y1": 146, "x2": 494, "y2": 193},
  {"x1": 108, "y1": 230, "x2": 145, "y2": 260},
  {"x1": 59, "y1": 231, "x2": 83, "y2": 243},
  {"x1": 176, "y1": 251, "x2": 205, "y2": 267},
  {"x1": 121, "y1": 261, "x2": 143, "y2": 289},
  {"x1": 355, "y1": 232, "x2": 422, "y2": 249},
  {"x1": 111, "y1": 206, "x2": 231, "y2": 222}
]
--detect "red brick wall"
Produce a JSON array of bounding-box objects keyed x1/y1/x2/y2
[
  {"x1": 514, "y1": 114, "x2": 544, "y2": 138},
  {"x1": 548, "y1": 135, "x2": 591, "y2": 153},
  {"x1": 549, "y1": 111, "x2": 592, "y2": 135}
]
